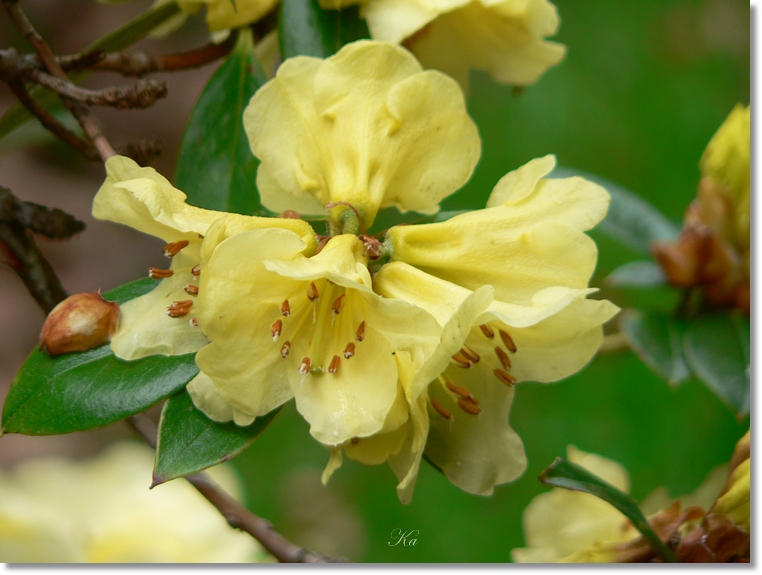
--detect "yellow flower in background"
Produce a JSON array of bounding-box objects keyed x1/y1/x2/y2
[
  {"x1": 512, "y1": 433, "x2": 750, "y2": 563},
  {"x1": 150, "y1": 0, "x2": 279, "y2": 36},
  {"x1": 319, "y1": 0, "x2": 566, "y2": 90},
  {"x1": 92, "y1": 155, "x2": 316, "y2": 361},
  {"x1": 243, "y1": 40, "x2": 480, "y2": 230},
  {"x1": 376, "y1": 155, "x2": 619, "y2": 496},
  {"x1": 186, "y1": 222, "x2": 484, "y2": 446},
  {"x1": 0, "y1": 442, "x2": 264, "y2": 563}
]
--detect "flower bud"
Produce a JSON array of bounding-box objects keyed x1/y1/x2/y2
[{"x1": 39, "y1": 291, "x2": 120, "y2": 356}]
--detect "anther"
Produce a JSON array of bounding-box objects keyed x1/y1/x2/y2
[
  {"x1": 166, "y1": 300, "x2": 192, "y2": 318},
  {"x1": 281, "y1": 300, "x2": 291, "y2": 316},
  {"x1": 149, "y1": 267, "x2": 173, "y2": 279},
  {"x1": 495, "y1": 346, "x2": 511, "y2": 370},
  {"x1": 191, "y1": 264, "x2": 201, "y2": 276},
  {"x1": 299, "y1": 357, "x2": 311, "y2": 375},
  {"x1": 480, "y1": 323, "x2": 495, "y2": 339},
  {"x1": 189, "y1": 317, "x2": 198, "y2": 327},
  {"x1": 355, "y1": 321, "x2": 366, "y2": 342},
  {"x1": 430, "y1": 398, "x2": 452, "y2": 419},
  {"x1": 280, "y1": 341, "x2": 291, "y2": 358},
  {"x1": 328, "y1": 355, "x2": 341, "y2": 374},
  {"x1": 494, "y1": 368, "x2": 517, "y2": 386},
  {"x1": 332, "y1": 294, "x2": 345, "y2": 315},
  {"x1": 307, "y1": 281, "x2": 319, "y2": 302},
  {"x1": 271, "y1": 320, "x2": 282, "y2": 342},
  {"x1": 343, "y1": 342, "x2": 356, "y2": 359},
  {"x1": 163, "y1": 240, "x2": 190, "y2": 258},
  {"x1": 450, "y1": 353, "x2": 471, "y2": 368},
  {"x1": 171, "y1": 300, "x2": 193, "y2": 309},
  {"x1": 499, "y1": 329, "x2": 517, "y2": 353},
  {"x1": 457, "y1": 398, "x2": 482, "y2": 415},
  {"x1": 460, "y1": 344, "x2": 480, "y2": 363},
  {"x1": 184, "y1": 284, "x2": 199, "y2": 296},
  {"x1": 351, "y1": 437, "x2": 360, "y2": 445},
  {"x1": 445, "y1": 381, "x2": 473, "y2": 399}
]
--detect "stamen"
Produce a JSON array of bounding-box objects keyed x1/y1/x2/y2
[
  {"x1": 191, "y1": 264, "x2": 201, "y2": 276},
  {"x1": 166, "y1": 300, "x2": 192, "y2": 318},
  {"x1": 495, "y1": 346, "x2": 511, "y2": 370},
  {"x1": 184, "y1": 284, "x2": 199, "y2": 296},
  {"x1": 299, "y1": 357, "x2": 311, "y2": 375},
  {"x1": 445, "y1": 381, "x2": 473, "y2": 399},
  {"x1": 163, "y1": 240, "x2": 190, "y2": 258},
  {"x1": 430, "y1": 398, "x2": 452, "y2": 419},
  {"x1": 328, "y1": 355, "x2": 341, "y2": 374},
  {"x1": 494, "y1": 368, "x2": 517, "y2": 386},
  {"x1": 355, "y1": 321, "x2": 366, "y2": 342},
  {"x1": 332, "y1": 294, "x2": 345, "y2": 316},
  {"x1": 351, "y1": 437, "x2": 360, "y2": 445},
  {"x1": 499, "y1": 329, "x2": 517, "y2": 353},
  {"x1": 280, "y1": 341, "x2": 291, "y2": 358},
  {"x1": 480, "y1": 324, "x2": 495, "y2": 339},
  {"x1": 450, "y1": 353, "x2": 471, "y2": 368},
  {"x1": 171, "y1": 300, "x2": 193, "y2": 309},
  {"x1": 460, "y1": 344, "x2": 480, "y2": 363},
  {"x1": 189, "y1": 317, "x2": 198, "y2": 327},
  {"x1": 343, "y1": 342, "x2": 356, "y2": 359},
  {"x1": 307, "y1": 281, "x2": 319, "y2": 302},
  {"x1": 281, "y1": 300, "x2": 291, "y2": 316},
  {"x1": 457, "y1": 398, "x2": 481, "y2": 415},
  {"x1": 271, "y1": 320, "x2": 282, "y2": 342},
  {"x1": 149, "y1": 267, "x2": 173, "y2": 279}
]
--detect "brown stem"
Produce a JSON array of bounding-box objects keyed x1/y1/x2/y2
[
  {"x1": 0, "y1": 186, "x2": 73, "y2": 313},
  {"x1": 91, "y1": 32, "x2": 238, "y2": 77},
  {"x1": 29, "y1": 70, "x2": 168, "y2": 109},
  {"x1": 3, "y1": 0, "x2": 116, "y2": 160},
  {"x1": 125, "y1": 415, "x2": 348, "y2": 564}
]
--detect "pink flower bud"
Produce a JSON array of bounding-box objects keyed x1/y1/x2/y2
[{"x1": 39, "y1": 291, "x2": 120, "y2": 356}]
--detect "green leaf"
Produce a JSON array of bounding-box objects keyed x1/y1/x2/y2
[
  {"x1": 0, "y1": 2, "x2": 181, "y2": 140},
  {"x1": 683, "y1": 312, "x2": 750, "y2": 417},
  {"x1": 174, "y1": 30, "x2": 266, "y2": 214},
  {"x1": 539, "y1": 457, "x2": 679, "y2": 563},
  {"x1": 554, "y1": 167, "x2": 680, "y2": 255},
  {"x1": 153, "y1": 388, "x2": 280, "y2": 485},
  {"x1": 1, "y1": 278, "x2": 199, "y2": 435},
  {"x1": 606, "y1": 260, "x2": 667, "y2": 289},
  {"x1": 279, "y1": 0, "x2": 370, "y2": 59},
  {"x1": 621, "y1": 310, "x2": 690, "y2": 385}
]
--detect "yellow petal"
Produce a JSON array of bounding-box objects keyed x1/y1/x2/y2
[
  {"x1": 186, "y1": 371, "x2": 256, "y2": 426},
  {"x1": 244, "y1": 40, "x2": 480, "y2": 228}
]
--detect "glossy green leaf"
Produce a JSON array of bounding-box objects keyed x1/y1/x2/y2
[
  {"x1": 606, "y1": 260, "x2": 667, "y2": 289},
  {"x1": 174, "y1": 30, "x2": 266, "y2": 214},
  {"x1": 0, "y1": 2, "x2": 181, "y2": 139},
  {"x1": 1, "y1": 278, "x2": 199, "y2": 436},
  {"x1": 153, "y1": 388, "x2": 280, "y2": 485},
  {"x1": 539, "y1": 457, "x2": 678, "y2": 563},
  {"x1": 279, "y1": 0, "x2": 370, "y2": 59},
  {"x1": 621, "y1": 310, "x2": 690, "y2": 386},
  {"x1": 683, "y1": 313, "x2": 750, "y2": 417},
  {"x1": 554, "y1": 167, "x2": 680, "y2": 255}
]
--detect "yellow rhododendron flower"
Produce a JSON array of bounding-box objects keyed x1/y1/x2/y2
[
  {"x1": 92, "y1": 155, "x2": 316, "y2": 361},
  {"x1": 243, "y1": 40, "x2": 480, "y2": 230},
  {"x1": 0, "y1": 442, "x2": 264, "y2": 563},
  {"x1": 512, "y1": 434, "x2": 750, "y2": 563},
  {"x1": 319, "y1": 0, "x2": 566, "y2": 90},
  {"x1": 185, "y1": 223, "x2": 487, "y2": 446},
  {"x1": 150, "y1": 0, "x2": 279, "y2": 36},
  {"x1": 376, "y1": 156, "x2": 619, "y2": 495}
]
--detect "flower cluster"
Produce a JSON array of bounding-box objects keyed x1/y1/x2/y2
[
  {"x1": 0, "y1": 442, "x2": 264, "y2": 562},
  {"x1": 93, "y1": 40, "x2": 616, "y2": 501}
]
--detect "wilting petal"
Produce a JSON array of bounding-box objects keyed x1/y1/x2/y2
[{"x1": 244, "y1": 40, "x2": 480, "y2": 228}]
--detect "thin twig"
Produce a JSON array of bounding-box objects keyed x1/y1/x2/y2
[
  {"x1": 125, "y1": 415, "x2": 348, "y2": 563},
  {"x1": 0, "y1": 186, "x2": 75, "y2": 313},
  {"x1": 29, "y1": 70, "x2": 167, "y2": 109},
  {"x1": 3, "y1": 0, "x2": 116, "y2": 160}
]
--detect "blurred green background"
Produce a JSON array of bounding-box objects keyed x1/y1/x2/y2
[{"x1": 230, "y1": 0, "x2": 750, "y2": 562}]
